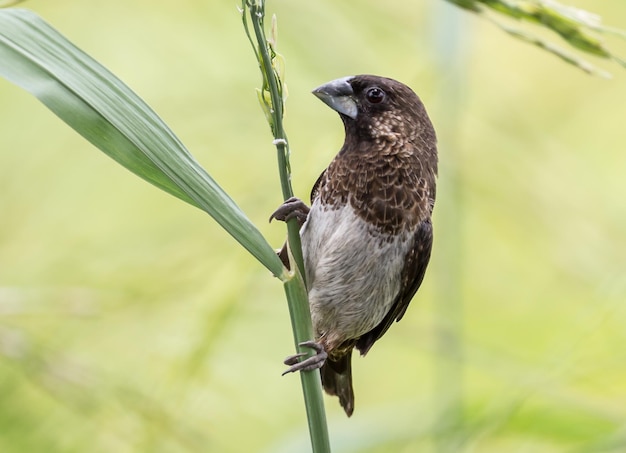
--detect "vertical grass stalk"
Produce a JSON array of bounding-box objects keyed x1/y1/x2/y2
[{"x1": 241, "y1": 1, "x2": 331, "y2": 451}]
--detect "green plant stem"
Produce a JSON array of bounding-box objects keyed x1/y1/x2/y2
[
  {"x1": 242, "y1": 2, "x2": 331, "y2": 452},
  {"x1": 248, "y1": 15, "x2": 306, "y2": 278},
  {"x1": 283, "y1": 272, "x2": 330, "y2": 453}
]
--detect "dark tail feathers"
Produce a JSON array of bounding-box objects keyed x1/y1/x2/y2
[{"x1": 320, "y1": 350, "x2": 354, "y2": 417}]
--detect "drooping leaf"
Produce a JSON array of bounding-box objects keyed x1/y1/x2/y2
[
  {"x1": 0, "y1": 9, "x2": 285, "y2": 278},
  {"x1": 446, "y1": 0, "x2": 626, "y2": 76}
]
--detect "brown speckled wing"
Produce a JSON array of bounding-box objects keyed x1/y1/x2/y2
[
  {"x1": 355, "y1": 218, "x2": 433, "y2": 356},
  {"x1": 310, "y1": 169, "x2": 327, "y2": 204}
]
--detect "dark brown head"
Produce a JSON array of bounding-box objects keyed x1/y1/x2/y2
[
  {"x1": 312, "y1": 75, "x2": 436, "y2": 155},
  {"x1": 311, "y1": 75, "x2": 438, "y2": 232}
]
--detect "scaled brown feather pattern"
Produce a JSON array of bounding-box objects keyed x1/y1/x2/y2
[{"x1": 272, "y1": 75, "x2": 437, "y2": 416}]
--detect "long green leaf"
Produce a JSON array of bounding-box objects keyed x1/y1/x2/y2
[{"x1": 0, "y1": 9, "x2": 285, "y2": 278}]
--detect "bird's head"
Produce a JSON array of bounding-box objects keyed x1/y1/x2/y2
[{"x1": 312, "y1": 75, "x2": 434, "y2": 147}]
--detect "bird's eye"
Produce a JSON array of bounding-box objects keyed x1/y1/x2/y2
[{"x1": 365, "y1": 87, "x2": 386, "y2": 104}]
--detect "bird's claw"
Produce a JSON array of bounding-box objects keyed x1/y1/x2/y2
[
  {"x1": 269, "y1": 197, "x2": 310, "y2": 226},
  {"x1": 282, "y1": 340, "x2": 327, "y2": 375},
  {"x1": 284, "y1": 352, "x2": 308, "y2": 366}
]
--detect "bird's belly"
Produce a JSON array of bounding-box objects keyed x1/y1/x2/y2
[{"x1": 301, "y1": 201, "x2": 412, "y2": 346}]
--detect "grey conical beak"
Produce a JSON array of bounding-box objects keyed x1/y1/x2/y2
[{"x1": 312, "y1": 76, "x2": 357, "y2": 120}]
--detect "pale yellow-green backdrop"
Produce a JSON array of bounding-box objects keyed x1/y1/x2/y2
[{"x1": 1, "y1": 1, "x2": 625, "y2": 452}]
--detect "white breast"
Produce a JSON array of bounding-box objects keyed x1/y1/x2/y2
[{"x1": 300, "y1": 200, "x2": 412, "y2": 348}]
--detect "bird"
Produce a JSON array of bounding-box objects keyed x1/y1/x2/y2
[{"x1": 270, "y1": 74, "x2": 437, "y2": 417}]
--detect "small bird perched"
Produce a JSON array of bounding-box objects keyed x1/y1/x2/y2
[{"x1": 271, "y1": 75, "x2": 437, "y2": 417}]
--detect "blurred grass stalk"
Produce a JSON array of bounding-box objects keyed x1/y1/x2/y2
[
  {"x1": 241, "y1": 1, "x2": 331, "y2": 452},
  {"x1": 432, "y1": 3, "x2": 467, "y2": 451}
]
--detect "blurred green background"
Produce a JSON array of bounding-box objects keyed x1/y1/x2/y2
[{"x1": 1, "y1": 1, "x2": 626, "y2": 452}]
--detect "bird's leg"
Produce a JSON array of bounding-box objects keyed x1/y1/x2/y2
[
  {"x1": 270, "y1": 197, "x2": 311, "y2": 269},
  {"x1": 269, "y1": 197, "x2": 310, "y2": 227},
  {"x1": 282, "y1": 340, "x2": 328, "y2": 376}
]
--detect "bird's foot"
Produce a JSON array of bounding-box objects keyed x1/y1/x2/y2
[
  {"x1": 282, "y1": 340, "x2": 328, "y2": 375},
  {"x1": 269, "y1": 197, "x2": 310, "y2": 227}
]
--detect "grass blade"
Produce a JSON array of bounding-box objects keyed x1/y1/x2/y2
[{"x1": 0, "y1": 9, "x2": 285, "y2": 278}]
